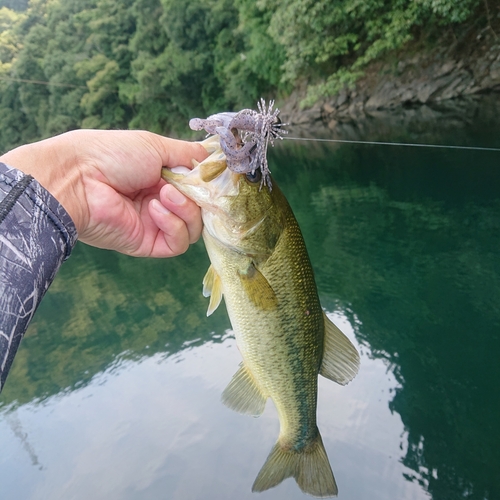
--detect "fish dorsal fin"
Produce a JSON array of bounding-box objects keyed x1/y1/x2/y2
[
  {"x1": 237, "y1": 263, "x2": 278, "y2": 310},
  {"x1": 222, "y1": 363, "x2": 267, "y2": 416},
  {"x1": 202, "y1": 265, "x2": 223, "y2": 316},
  {"x1": 320, "y1": 312, "x2": 360, "y2": 385}
]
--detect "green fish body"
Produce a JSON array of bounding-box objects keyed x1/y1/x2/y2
[{"x1": 163, "y1": 136, "x2": 359, "y2": 497}]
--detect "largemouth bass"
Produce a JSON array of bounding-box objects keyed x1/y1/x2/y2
[{"x1": 163, "y1": 134, "x2": 359, "y2": 497}]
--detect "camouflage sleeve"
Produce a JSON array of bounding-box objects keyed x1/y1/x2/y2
[{"x1": 0, "y1": 162, "x2": 78, "y2": 392}]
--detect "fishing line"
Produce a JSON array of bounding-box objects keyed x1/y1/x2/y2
[{"x1": 283, "y1": 136, "x2": 500, "y2": 152}]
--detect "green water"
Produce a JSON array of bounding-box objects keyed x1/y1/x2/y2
[{"x1": 1, "y1": 102, "x2": 500, "y2": 500}]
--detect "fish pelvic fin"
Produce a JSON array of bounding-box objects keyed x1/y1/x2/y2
[
  {"x1": 202, "y1": 265, "x2": 223, "y2": 316},
  {"x1": 252, "y1": 432, "x2": 338, "y2": 497},
  {"x1": 320, "y1": 312, "x2": 360, "y2": 385},
  {"x1": 221, "y1": 363, "x2": 267, "y2": 416}
]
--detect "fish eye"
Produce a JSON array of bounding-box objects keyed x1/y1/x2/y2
[{"x1": 245, "y1": 169, "x2": 262, "y2": 184}]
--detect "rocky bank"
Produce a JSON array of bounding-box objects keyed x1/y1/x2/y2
[{"x1": 282, "y1": 28, "x2": 500, "y2": 134}]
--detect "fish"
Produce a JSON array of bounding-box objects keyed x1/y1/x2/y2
[{"x1": 162, "y1": 134, "x2": 360, "y2": 497}]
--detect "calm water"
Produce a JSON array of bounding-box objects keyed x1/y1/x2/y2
[{"x1": 1, "y1": 100, "x2": 500, "y2": 500}]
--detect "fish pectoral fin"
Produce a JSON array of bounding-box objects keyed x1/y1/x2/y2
[
  {"x1": 202, "y1": 265, "x2": 223, "y2": 316},
  {"x1": 320, "y1": 312, "x2": 360, "y2": 385},
  {"x1": 252, "y1": 432, "x2": 338, "y2": 497},
  {"x1": 221, "y1": 363, "x2": 267, "y2": 416},
  {"x1": 237, "y1": 263, "x2": 278, "y2": 310}
]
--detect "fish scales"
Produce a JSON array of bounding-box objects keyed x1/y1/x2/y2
[
  {"x1": 162, "y1": 134, "x2": 360, "y2": 497},
  {"x1": 208, "y1": 193, "x2": 323, "y2": 446}
]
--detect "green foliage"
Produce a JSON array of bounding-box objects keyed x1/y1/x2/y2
[
  {"x1": 0, "y1": 0, "x2": 485, "y2": 152},
  {"x1": 262, "y1": 0, "x2": 482, "y2": 105},
  {"x1": 419, "y1": 0, "x2": 481, "y2": 23},
  {"x1": 0, "y1": 7, "x2": 23, "y2": 64},
  {"x1": 212, "y1": 0, "x2": 285, "y2": 107}
]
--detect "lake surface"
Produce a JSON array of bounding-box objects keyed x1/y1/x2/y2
[{"x1": 1, "y1": 97, "x2": 500, "y2": 500}]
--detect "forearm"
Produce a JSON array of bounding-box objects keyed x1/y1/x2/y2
[
  {"x1": 0, "y1": 134, "x2": 88, "y2": 233},
  {"x1": 0, "y1": 163, "x2": 77, "y2": 392}
]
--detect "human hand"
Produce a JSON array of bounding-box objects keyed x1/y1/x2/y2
[{"x1": 0, "y1": 130, "x2": 208, "y2": 257}]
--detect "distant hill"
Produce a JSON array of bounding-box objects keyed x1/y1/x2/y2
[{"x1": 0, "y1": 0, "x2": 497, "y2": 151}]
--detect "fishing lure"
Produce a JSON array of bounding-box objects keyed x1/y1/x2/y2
[{"x1": 189, "y1": 99, "x2": 287, "y2": 189}]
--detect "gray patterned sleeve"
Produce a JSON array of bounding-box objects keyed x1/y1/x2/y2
[{"x1": 0, "y1": 162, "x2": 78, "y2": 392}]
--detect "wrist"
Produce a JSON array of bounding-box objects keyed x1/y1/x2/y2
[{"x1": 0, "y1": 135, "x2": 88, "y2": 234}]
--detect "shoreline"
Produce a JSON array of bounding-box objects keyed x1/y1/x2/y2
[{"x1": 281, "y1": 31, "x2": 500, "y2": 132}]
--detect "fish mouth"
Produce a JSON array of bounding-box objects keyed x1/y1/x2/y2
[{"x1": 162, "y1": 136, "x2": 240, "y2": 208}]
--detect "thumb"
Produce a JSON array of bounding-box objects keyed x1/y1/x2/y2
[{"x1": 146, "y1": 134, "x2": 208, "y2": 170}]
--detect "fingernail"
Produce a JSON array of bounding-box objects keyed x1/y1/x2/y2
[
  {"x1": 167, "y1": 187, "x2": 187, "y2": 205},
  {"x1": 152, "y1": 199, "x2": 171, "y2": 215}
]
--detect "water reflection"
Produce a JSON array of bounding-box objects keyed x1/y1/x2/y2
[
  {"x1": 0, "y1": 242, "x2": 229, "y2": 406},
  {"x1": 281, "y1": 138, "x2": 500, "y2": 500},
  {"x1": 0, "y1": 316, "x2": 428, "y2": 500},
  {"x1": 1, "y1": 106, "x2": 500, "y2": 499}
]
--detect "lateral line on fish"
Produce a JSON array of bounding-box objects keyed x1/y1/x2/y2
[{"x1": 283, "y1": 136, "x2": 500, "y2": 152}]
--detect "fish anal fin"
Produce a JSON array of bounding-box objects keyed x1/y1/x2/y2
[
  {"x1": 221, "y1": 363, "x2": 267, "y2": 416},
  {"x1": 238, "y1": 263, "x2": 278, "y2": 310},
  {"x1": 252, "y1": 432, "x2": 338, "y2": 497},
  {"x1": 202, "y1": 265, "x2": 223, "y2": 316},
  {"x1": 320, "y1": 312, "x2": 360, "y2": 385}
]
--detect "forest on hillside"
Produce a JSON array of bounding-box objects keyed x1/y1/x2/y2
[{"x1": 0, "y1": 0, "x2": 490, "y2": 151}]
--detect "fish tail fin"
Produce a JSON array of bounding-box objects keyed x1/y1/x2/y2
[{"x1": 252, "y1": 432, "x2": 338, "y2": 497}]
